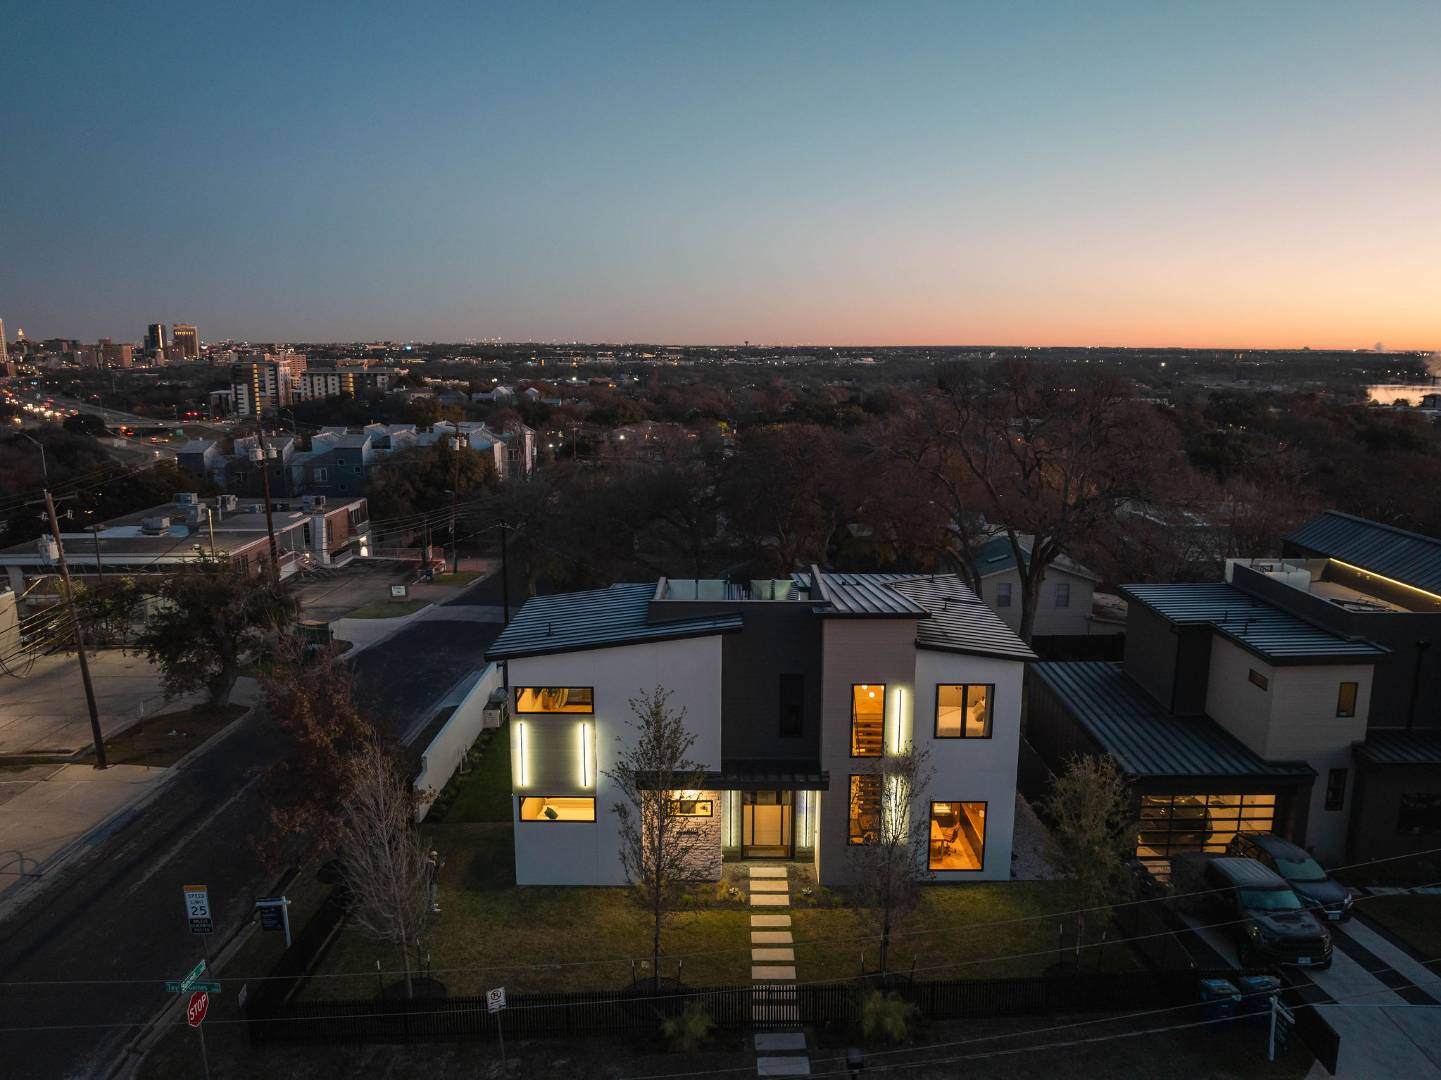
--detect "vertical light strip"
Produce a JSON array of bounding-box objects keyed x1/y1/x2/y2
[
  {"x1": 893, "y1": 688, "x2": 905, "y2": 754},
  {"x1": 517, "y1": 721, "x2": 528, "y2": 788},
  {"x1": 579, "y1": 721, "x2": 592, "y2": 788}
]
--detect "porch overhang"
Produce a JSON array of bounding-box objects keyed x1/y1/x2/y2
[{"x1": 635, "y1": 762, "x2": 829, "y2": 791}]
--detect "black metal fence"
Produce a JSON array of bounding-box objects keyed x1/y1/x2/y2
[{"x1": 246, "y1": 970, "x2": 1208, "y2": 1047}]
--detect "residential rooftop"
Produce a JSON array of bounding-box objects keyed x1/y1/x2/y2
[{"x1": 1285, "y1": 510, "x2": 1441, "y2": 597}]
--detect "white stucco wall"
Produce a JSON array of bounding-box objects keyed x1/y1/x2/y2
[
  {"x1": 911, "y1": 650, "x2": 1023, "y2": 881},
  {"x1": 506, "y1": 634, "x2": 724, "y2": 885},
  {"x1": 1205, "y1": 635, "x2": 1373, "y2": 862}
]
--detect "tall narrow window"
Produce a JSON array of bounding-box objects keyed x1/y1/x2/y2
[
  {"x1": 935, "y1": 685, "x2": 994, "y2": 738},
  {"x1": 1336, "y1": 682, "x2": 1358, "y2": 718},
  {"x1": 848, "y1": 774, "x2": 881, "y2": 844},
  {"x1": 850, "y1": 684, "x2": 885, "y2": 757},
  {"x1": 1054, "y1": 582, "x2": 1070, "y2": 608},
  {"x1": 779, "y1": 673, "x2": 804, "y2": 737},
  {"x1": 995, "y1": 582, "x2": 1012, "y2": 608},
  {"x1": 1325, "y1": 769, "x2": 1347, "y2": 812}
]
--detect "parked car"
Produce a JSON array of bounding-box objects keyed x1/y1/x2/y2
[
  {"x1": 1172, "y1": 854, "x2": 1332, "y2": 969},
  {"x1": 1227, "y1": 833, "x2": 1353, "y2": 921}
]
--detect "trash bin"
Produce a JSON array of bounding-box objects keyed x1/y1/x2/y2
[
  {"x1": 1233, "y1": 975, "x2": 1282, "y2": 1021},
  {"x1": 1198, "y1": 978, "x2": 1241, "y2": 1022}
]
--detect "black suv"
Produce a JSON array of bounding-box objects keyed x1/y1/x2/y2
[
  {"x1": 1186, "y1": 856, "x2": 1333, "y2": 969},
  {"x1": 1227, "y1": 833, "x2": 1353, "y2": 922}
]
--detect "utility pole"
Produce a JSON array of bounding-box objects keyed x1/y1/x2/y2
[
  {"x1": 250, "y1": 443, "x2": 280, "y2": 579},
  {"x1": 500, "y1": 524, "x2": 510, "y2": 625},
  {"x1": 449, "y1": 436, "x2": 461, "y2": 575},
  {"x1": 41, "y1": 491, "x2": 108, "y2": 769}
]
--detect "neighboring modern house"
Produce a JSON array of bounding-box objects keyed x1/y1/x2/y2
[
  {"x1": 486, "y1": 570, "x2": 1036, "y2": 887},
  {"x1": 0, "y1": 492, "x2": 370, "y2": 597},
  {"x1": 1026, "y1": 510, "x2": 1441, "y2": 873},
  {"x1": 295, "y1": 433, "x2": 376, "y2": 498},
  {"x1": 970, "y1": 536, "x2": 1124, "y2": 639}
]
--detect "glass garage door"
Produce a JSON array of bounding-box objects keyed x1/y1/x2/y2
[{"x1": 1136, "y1": 793, "x2": 1276, "y2": 877}]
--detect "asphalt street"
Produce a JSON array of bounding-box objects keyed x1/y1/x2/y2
[{"x1": 0, "y1": 574, "x2": 504, "y2": 1078}]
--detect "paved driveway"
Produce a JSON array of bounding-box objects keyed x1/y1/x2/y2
[{"x1": 1180, "y1": 909, "x2": 1441, "y2": 1077}]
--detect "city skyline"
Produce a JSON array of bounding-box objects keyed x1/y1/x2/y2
[{"x1": 3, "y1": 1, "x2": 1439, "y2": 349}]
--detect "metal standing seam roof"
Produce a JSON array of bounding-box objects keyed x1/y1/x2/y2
[
  {"x1": 1285, "y1": 511, "x2": 1441, "y2": 596},
  {"x1": 793, "y1": 571, "x2": 1036, "y2": 661},
  {"x1": 1353, "y1": 730, "x2": 1441, "y2": 767},
  {"x1": 1030, "y1": 662, "x2": 1315, "y2": 780},
  {"x1": 1119, "y1": 582, "x2": 1388, "y2": 663},
  {"x1": 485, "y1": 583, "x2": 743, "y2": 660},
  {"x1": 808, "y1": 572, "x2": 930, "y2": 615}
]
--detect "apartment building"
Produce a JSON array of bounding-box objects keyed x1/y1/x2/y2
[
  {"x1": 294, "y1": 368, "x2": 392, "y2": 401},
  {"x1": 486, "y1": 570, "x2": 1035, "y2": 886},
  {"x1": 1026, "y1": 510, "x2": 1441, "y2": 872}
]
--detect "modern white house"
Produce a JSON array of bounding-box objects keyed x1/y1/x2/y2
[{"x1": 485, "y1": 570, "x2": 1036, "y2": 886}]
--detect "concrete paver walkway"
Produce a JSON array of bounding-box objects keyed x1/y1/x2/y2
[{"x1": 749, "y1": 864, "x2": 810, "y2": 1076}]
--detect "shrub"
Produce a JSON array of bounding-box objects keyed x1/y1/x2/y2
[
  {"x1": 661, "y1": 1001, "x2": 715, "y2": 1053},
  {"x1": 859, "y1": 989, "x2": 916, "y2": 1044}
]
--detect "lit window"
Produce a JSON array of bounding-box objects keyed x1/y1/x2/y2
[
  {"x1": 1054, "y1": 582, "x2": 1070, "y2": 608},
  {"x1": 1248, "y1": 669, "x2": 1269, "y2": 691},
  {"x1": 670, "y1": 798, "x2": 713, "y2": 817},
  {"x1": 848, "y1": 774, "x2": 881, "y2": 844},
  {"x1": 929, "y1": 801, "x2": 986, "y2": 871},
  {"x1": 519, "y1": 796, "x2": 596, "y2": 822},
  {"x1": 850, "y1": 684, "x2": 885, "y2": 757},
  {"x1": 935, "y1": 685, "x2": 993, "y2": 738},
  {"x1": 1337, "y1": 682, "x2": 1358, "y2": 718},
  {"x1": 514, "y1": 687, "x2": 594, "y2": 714},
  {"x1": 995, "y1": 582, "x2": 1012, "y2": 608}
]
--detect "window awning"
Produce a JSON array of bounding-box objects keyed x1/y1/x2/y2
[{"x1": 636, "y1": 761, "x2": 829, "y2": 791}]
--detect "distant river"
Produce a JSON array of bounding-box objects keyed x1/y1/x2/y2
[{"x1": 1366, "y1": 384, "x2": 1440, "y2": 405}]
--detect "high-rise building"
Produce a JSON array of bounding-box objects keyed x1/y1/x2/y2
[
  {"x1": 0, "y1": 318, "x2": 7, "y2": 365},
  {"x1": 172, "y1": 323, "x2": 200, "y2": 359},
  {"x1": 230, "y1": 360, "x2": 295, "y2": 416},
  {"x1": 145, "y1": 323, "x2": 168, "y2": 353}
]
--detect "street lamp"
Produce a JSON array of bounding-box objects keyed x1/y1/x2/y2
[
  {"x1": 18, "y1": 431, "x2": 46, "y2": 484},
  {"x1": 448, "y1": 436, "x2": 462, "y2": 575}
]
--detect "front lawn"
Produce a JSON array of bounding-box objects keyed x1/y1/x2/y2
[
  {"x1": 424, "y1": 723, "x2": 512, "y2": 823},
  {"x1": 302, "y1": 823, "x2": 754, "y2": 997},
  {"x1": 1357, "y1": 893, "x2": 1441, "y2": 961},
  {"x1": 793, "y1": 881, "x2": 1141, "y2": 982},
  {"x1": 341, "y1": 599, "x2": 429, "y2": 620}
]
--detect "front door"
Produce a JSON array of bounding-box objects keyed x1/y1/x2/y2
[{"x1": 742, "y1": 790, "x2": 794, "y2": 859}]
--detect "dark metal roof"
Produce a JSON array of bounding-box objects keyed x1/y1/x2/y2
[
  {"x1": 486, "y1": 583, "x2": 742, "y2": 660},
  {"x1": 1119, "y1": 582, "x2": 1388, "y2": 663},
  {"x1": 1285, "y1": 511, "x2": 1441, "y2": 596},
  {"x1": 811, "y1": 572, "x2": 930, "y2": 616},
  {"x1": 1030, "y1": 662, "x2": 1315, "y2": 780},
  {"x1": 887, "y1": 576, "x2": 1038, "y2": 661},
  {"x1": 793, "y1": 571, "x2": 1036, "y2": 660},
  {"x1": 1353, "y1": 730, "x2": 1441, "y2": 767}
]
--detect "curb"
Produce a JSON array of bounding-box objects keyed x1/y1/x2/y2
[{"x1": 0, "y1": 702, "x2": 257, "y2": 924}]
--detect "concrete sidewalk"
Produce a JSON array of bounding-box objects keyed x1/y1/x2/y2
[
  {"x1": 0, "y1": 649, "x2": 199, "y2": 758},
  {"x1": 0, "y1": 763, "x2": 169, "y2": 894}
]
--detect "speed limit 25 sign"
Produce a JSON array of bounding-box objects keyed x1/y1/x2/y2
[{"x1": 184, "y1": 884, "x2": 213, "y2": 935}]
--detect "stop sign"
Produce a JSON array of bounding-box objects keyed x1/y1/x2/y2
[{"x1": 187, "y1": 990, "x2": 209, "y2": 1028}]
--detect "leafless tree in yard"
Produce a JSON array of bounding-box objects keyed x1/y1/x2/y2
[
  {"x1": 336, "y1": 740, "x2": 432, "y2": 1000},
  {"x1": 850, "y1": 746, "x2": 934, "y2": 976},
  {"x1": 604, "y1": 686, "x2": 717, "y2": 990}
]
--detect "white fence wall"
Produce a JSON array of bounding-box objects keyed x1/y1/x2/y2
[{"x1": 414, "y1": 661, "x2": 505, "y2": 820}]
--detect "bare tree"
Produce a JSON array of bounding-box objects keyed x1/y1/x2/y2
[
  {"x1": 336, "y1": 740, "x2": 432, "y2": 1000},
  {"x1": 850, "y1": 747, "x2": 934, "y2": 976},
  {"x1": 932, "y1": 361, "x2": 1185, "y2": 641},
  {"x1": 604, "y1": 687, "x2": 717, "y2": 990},
  {"x1": 1042, "y1": 754, "x2": 1135, "y2": 910}
]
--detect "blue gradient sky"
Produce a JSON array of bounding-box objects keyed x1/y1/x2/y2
[{"x1": 3, "y1": 1, "x2": 1438, "y2": 347}]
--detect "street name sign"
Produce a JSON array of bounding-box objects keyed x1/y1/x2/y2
[
  {"x1": 184, "y1": 884, "x2": 213, "y2": 935},
  {"x1": 166, "y1": 980, "x2": 222, "y2": 993}
]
